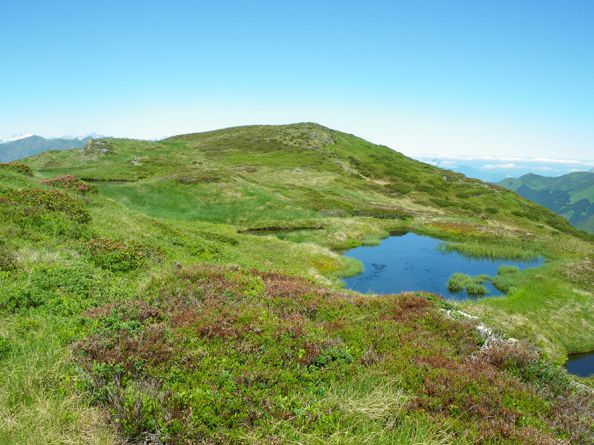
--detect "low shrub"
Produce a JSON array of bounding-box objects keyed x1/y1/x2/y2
[
  {"x1": 72, "y1": 265, "x2": 592, "y2": 444},
  {"x1": 383, "y1": 182, "x2": 412, "y2": 195},
  {"x1": 88, "y1": 238, "x2": 148, "y2": 272},
  {"x1": 0, "y1": 162, "x2": 33, "y2": 176},
  {"x1": 352, "y1": 207, "x2": 412, "y2": 219},
  {"x1": 478, "y1": 340, "x2": 538, "y2": 371},
  {"x1": 40, "y1": 175, "x2": 93, "y2": 193},
  {"x1": 3, "y1": 263, "x2": 121, "y2": 314},
  {"x1": 0, "y1": 242, "x2": 17, "y2": 271},
  {"x1": 0, "y1": 188, "x2": 91, "y2": 224}
]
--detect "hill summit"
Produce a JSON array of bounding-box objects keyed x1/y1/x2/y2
[{"x1": 27, "y1": 123, "x2": 580, "y2": 239}]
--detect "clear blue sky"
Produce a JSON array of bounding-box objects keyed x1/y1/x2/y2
[{"x1": 1, "y1": 0, "x2": 593, "y2": 159}]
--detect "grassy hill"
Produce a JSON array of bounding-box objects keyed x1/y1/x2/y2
[
  {"x1": 27, "y1": 123, "x2": 584, "y2": 241},
  {"x1": 1, "y1": 123, "x2": 593, "y2": 444},
  {"x1": 499, "y1": 172, "x2": 594, "y2": 233}
]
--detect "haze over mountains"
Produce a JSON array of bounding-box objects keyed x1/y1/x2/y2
[
  {"x1": 417, "y1": 155, "x2": 594, "y2": 183},
  {"x1": 0, "y1": 134, "x2": 100, "y2": 162}
]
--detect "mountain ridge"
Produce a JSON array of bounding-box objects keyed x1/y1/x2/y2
[
  {"x1": 0, "y1": 134, "x2": 96, "y2": 162},
  {"x1": 498, "y1": 171, "x2": 594, "y2": 233}
]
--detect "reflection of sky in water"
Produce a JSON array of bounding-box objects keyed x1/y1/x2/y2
[
  {"x1": 566, "y1": 352, "x2": 594, "y2": 377},
  {"x1": 343, "y1": 233, "x2": 544, "y2": 300}
]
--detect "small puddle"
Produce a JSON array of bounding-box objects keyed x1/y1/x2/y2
[
  {"x1": 342, "y1": 233, "x2": 544, "y2": 300},
  {"x1": 566, "y1": 352, "x2": 594, "y2": 377}
]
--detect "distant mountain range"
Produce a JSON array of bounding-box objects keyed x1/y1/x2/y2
[
  {"x1": 416, "y1": 155, "x2": 594, "y2": 182},
  {"x1": 0, "y1": 135, "x2": 97, "y2": 162},
  {"x1": 498, "y1": 171, "x2": 594, "y2": 233}
]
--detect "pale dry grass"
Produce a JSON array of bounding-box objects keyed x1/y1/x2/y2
[
  {"x1": 0, "y1": 321, "x2": 118, "y2": 445},
  {"x1": 243, "y1": 378, "x2": 456, "y2": 445}
]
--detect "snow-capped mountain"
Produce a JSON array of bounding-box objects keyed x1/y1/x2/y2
[{"x1": 0, "y1": 133, "x2": 34, "y2": 144}]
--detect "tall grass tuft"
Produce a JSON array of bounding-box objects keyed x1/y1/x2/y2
[{"x1": 439, "y1": 241, "x2": 541, "y2": 261}]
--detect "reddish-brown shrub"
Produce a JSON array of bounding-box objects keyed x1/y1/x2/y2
[
  {"x1": 299, "y1": 341, "x2": 322, "y2": 366},
  {"x1": 389, "y1": 293, "x2": 432, "y2": 322},
  {"x1": 476, "y1": 340, "x2": 538, "y2": 370},
  {"x1": 40, "y1": 175, "x2": 92, "y2": 193}
]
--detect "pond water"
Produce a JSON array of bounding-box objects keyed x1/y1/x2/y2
[
  {"x1": 566, "y1": 352, "x2": 594, "y2": 377},
  {"x1": 342, "y1": 233, "x2": 544, "y2": 300}
]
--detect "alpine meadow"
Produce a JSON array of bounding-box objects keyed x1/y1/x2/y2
[
  {"x1": 2, "y1": 1, "x2": 594, "y2": 444},
  {"x1": 1, "y1": 123, "x2": 592, "y2": 444}
]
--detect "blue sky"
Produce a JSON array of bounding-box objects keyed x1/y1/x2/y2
[{"x1": 1, "y1": 0, "x2": 593, "y2": 159}]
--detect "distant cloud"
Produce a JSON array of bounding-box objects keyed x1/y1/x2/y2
[
  {"x1": 415, "y1": 154, "x2": 594, "y2": 166},
  {"x1": 481, "y1": 163, "x2": 517, "y2": 170},
  {"x1": 0, "y1": 133, "x2": 33, "y2": 143}
]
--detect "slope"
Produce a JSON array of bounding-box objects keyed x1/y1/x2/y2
[
  {"x1": 27, "y1": 123, "x2": 583, "y2": 244},
  {"x1": 2, "y1": 123, "x2": 593, "y2": 443},
  {"x1": 499, "y1": 172, "x2": 594, "y2": 233},
  {"x1": 0, "y1": 160, "x2": 592, "y2": 444}
]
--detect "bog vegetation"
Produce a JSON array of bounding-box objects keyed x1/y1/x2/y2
[{"x1": 1, "y1": 124, "x2": 593, "y2": 444}]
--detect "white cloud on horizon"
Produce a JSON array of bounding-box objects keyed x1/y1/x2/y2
[
  {"x1": 414, "y1": 154, "x2": 594, "y2": 166},
  {"x1": 481, "y1": 163, "x2": 518, "y2": 170}
]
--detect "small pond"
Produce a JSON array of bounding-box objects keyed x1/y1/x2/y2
[
  {"x1": 342, "y1": 233, "x2": 544, "y2": 300},
  {"x1": 566, "y1": 352, "x2": 594, "y2": 377}
]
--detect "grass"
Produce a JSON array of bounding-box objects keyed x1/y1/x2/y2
[
  {"x1": 0, "y1": 123, "x2": 591, "y2": 443},
  {"x1": 463, "y1": 261, "x2": 594, "y2": 363},
  {"x1": 447, "y1": 273, "x2": 489, "y2": 296},
  {"x1": 439, "y1": 240, "x2": 542, "y2": 261},
  {"x1": 0, "y1": 315, "x2": 117, "y2": 445}
]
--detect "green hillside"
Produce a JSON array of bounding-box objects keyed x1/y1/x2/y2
[
  {"x1": 1, "y1": 123, "x2": 592, "y2": 444},
  {"x1": 27, "y1": 124, "x2": 583, "y2": 242},
  {"x1": 499, "y1": 172, "x2": 594, "y2": 233}
]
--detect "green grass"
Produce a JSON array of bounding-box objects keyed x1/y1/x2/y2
[
  {"x1": 0, "y1": 314, "x2": 117, "y2": 445},
  {"x1": 447, "y1": 273, "x2": 488, "y2": 296},
  {"x1": 0, "y1": 123, "x2": 592, "y2": 443},
  {"x1": 499, "y1": 171, "x2": 594, "y2": 233},
  {"x1": 439, "y1": 240, "x2": 541, "y2": 261},
  {"x1": 463, "y1": 261, "x2": 594, "y2": 362}
]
